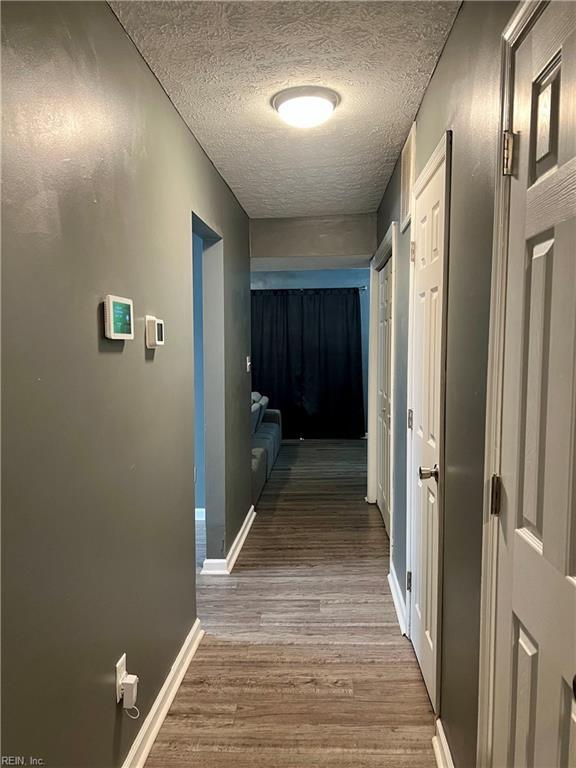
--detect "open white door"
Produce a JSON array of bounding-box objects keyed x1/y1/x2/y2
[
  {"x1": 376, "y1": 258, "x2": 393, "y2": 534},
  {"x1": 408, "y1": 132, "x2": 451, "y2": 712},
  {"x1": 482, "y1": 4, "x2": 576, "y2": 766},
  {"x1": 368, "y1": 223, "x2": 397, "y2": 534}
]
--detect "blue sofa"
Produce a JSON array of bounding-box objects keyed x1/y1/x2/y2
[{"x1": 251, "y1": 392, "x2": 282, "y2": 504}]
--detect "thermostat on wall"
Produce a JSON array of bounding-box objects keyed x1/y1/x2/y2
[
  {"x1": 146, "y1": 315, "x2": 165, "y2": 349},
  {"x1": 104, "y1": 295, "x2": 134, "y2": 340}
]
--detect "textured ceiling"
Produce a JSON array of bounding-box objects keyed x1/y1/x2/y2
[{"x1": 111, "y1": 1, "x2": 459, "y2": 218}]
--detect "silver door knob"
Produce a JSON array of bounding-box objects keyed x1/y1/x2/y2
[{"x1": 419, "y1": 464, "x2": 439, "y2": 483}]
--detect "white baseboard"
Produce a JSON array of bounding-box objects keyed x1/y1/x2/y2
[
  {"x1": 122, "y1": 618, "x2": 204, "y2": 768},
  {"x1": 432, "y1": 718, "x2": 456, "y2": 768},
  {"x1": 200, "y1": 558, "x2": 229, "y2": 575},
  {"x1": 200, "y1": 505, "x2": 256, "y2": 576},
  {"x1": 387, "y1": 561, "x2": 408, "y2": 636},
  {"x1": 195, "y1": 507, "x2": 205, "y2": 521},
  {"x1": 226, "y1": 505, "x2": 256, "y2": 571}
]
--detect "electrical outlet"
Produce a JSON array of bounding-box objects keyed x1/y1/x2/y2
[{"x1": 116, "y1": 653, "x2": 126, "y2": 703}]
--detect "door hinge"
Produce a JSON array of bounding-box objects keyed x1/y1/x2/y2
[
  {"x1": 408, "y1": 408, "x2": 413, "y2": 429},
  {"x1": 490, "y1": 473, "x2": 502, "y2": 516},
  {"x1": 410, "y1": 241, "x2": 416, "y2": 262},
  {"x1": 406, "y1": 571, "x2": 412, "y2": 592},
  {"x1": 502, "y1": 130, "x2": 515, "y2": 176}
]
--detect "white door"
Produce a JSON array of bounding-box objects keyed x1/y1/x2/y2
[
  {"x1": 408, "y1": 133, "x2": 450, "y2": 712},
  {"x1": 377, "y1": 260, "x2": 393, "y2": 533},
  {"x1": 492, "y1": 5, "x2": 576, "y2": 766}
]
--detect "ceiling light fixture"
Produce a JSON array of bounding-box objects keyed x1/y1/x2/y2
[{"x1": 272, "y1": 86, "x2": 340, "y2": 129}]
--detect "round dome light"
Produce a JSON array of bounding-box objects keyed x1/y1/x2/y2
[{"x1": 272, "y1": 86, "x2": 340, "y2": 129}]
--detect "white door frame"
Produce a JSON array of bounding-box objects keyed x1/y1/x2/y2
[
  {"x1": 406, "y1": 131, "x2": 452, "y2": 709},
  {"x1": 367, "y1": 222, "x2": 398, "y2": 543},
  {"x1": 476, "y1": 2, "x2": 549, "y2": 766}
]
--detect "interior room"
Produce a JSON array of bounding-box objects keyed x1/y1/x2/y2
[
  {"x1": 2, "y1": 2, "x2": 575, "y2": 768},
  {"x1": 251, "y1": 268, "x2": 369, "y2": 435}
]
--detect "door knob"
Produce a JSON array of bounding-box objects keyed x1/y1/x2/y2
[{"x1": 419, "y1": 464, "x2": 439, "y2": 483}]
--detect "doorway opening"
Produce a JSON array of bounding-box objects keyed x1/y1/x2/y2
[
  {"x1": 250, "y1": 269, "x2": 370, "y2": 441},
  {"x1": 193, "y1": 229, "x2": 206, "y2": 570},
  {"x1": 192, "y1": 213, "x2": 225, "y2": 572}
]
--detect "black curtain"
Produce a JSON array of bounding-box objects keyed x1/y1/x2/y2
[{"x1": 251, "y1": 288, "x2": 365, "y2": 439}]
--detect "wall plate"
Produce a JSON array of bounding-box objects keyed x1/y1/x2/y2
[
  {"x1": 145, "y1": 315, "x2": 165, "y2": 349},
  {"x1": 115, "y1": 653, "x2": 126, "y2": 703}
]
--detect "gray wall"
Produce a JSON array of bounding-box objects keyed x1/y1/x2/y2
[
  {"x1": 1, "y1": 2, "x2": 250, "y2": 766},
  {"x1": 377, "y1": 2, "x2": 516, "y2": 766},
  {"x1": 250, "y1": 213, "x2": 377, "y2": 270}
]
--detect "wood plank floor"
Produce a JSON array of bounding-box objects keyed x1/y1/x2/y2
[{"x1": 146, "y1": 440, "x2": 436, "y2": 767}]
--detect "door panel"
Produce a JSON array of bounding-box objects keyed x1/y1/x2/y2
[
  {"x1": 377, "y1": 268, "x2": 385, "y2": 513},
  {"x1": 384, "y1": 262, "x2": 392, "y2": 528},
  {"x1": 408, "y1": 135, "x2": 449, "y2": 712},
  {"x1": 377, "y1": 260, "x2": 393, "y2": 533},
  {"x1": 493, "y1": 5, "x2": 576, "y2": 767}
]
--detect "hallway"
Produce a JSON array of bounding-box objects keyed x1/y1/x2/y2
[{"x1": 147, "y1": 441, "x2": 436, "y2": 767}]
